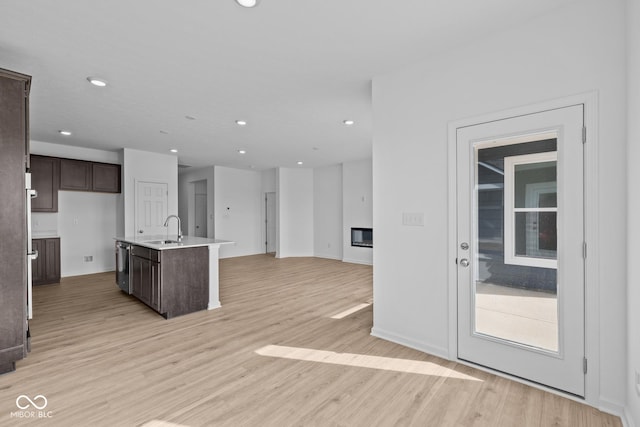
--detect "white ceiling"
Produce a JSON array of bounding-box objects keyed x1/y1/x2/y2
[{"x1": 0, "y1": 0, "x2": 573, "y2": 170}]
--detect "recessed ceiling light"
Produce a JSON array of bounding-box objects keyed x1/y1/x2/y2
[
  {"x1": 170, "y1": 149, "x2": 178, "y2": 153},
  {"x1": 343, "y1": 120, "x2": 355, "y2": 126},
  {"x1": 238, "y1": 150, "x2": 246, "y2": 154},
  {"x1": 297, "y1": 161, "x2": 304, "y2": 165},
  {"x1": 235, "y1": 0, "x2": 259, "y2": 7},
  {"x1": 236, "y1": 120, "x2": 247, "y2": 126},
  {"x1": 87, "y1": 77, "x2": 107, "y2": 87},
  {"x1": 59, "y1": 130, "x2": 72, "y2": 136}
]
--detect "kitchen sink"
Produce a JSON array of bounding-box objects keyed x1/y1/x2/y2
[{"x1": 145, "y1": 239, "x2": 180, "y2": 245}]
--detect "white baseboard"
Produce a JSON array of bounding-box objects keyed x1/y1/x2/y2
[
  {"x1": 622, "y1": 406, "x2": 635, "y2": 427},
  {"x1": 314, "y1": 253, "x2": 342, "y2": 261},
  {"x1": 207, "y1": 301, "x2": 221, "y2": 310},
  {"x1": 602, "y1": 400, "x2": 635, "y2": 427},
  {"x1": 342, "y1": 257, "x2": 373, "y2": 266},
  {"x1": 370, "y1": 327, "x2": 449, "y2": 360}
]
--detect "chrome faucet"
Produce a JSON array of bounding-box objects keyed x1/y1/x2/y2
[{"x1": 163, "y1": 215, "x2": 183, "y2": 242}]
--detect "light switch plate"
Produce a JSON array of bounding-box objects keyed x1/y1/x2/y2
[
  {"x1": 636, "y1": 370, "x2": 640, "y2": 396},
  {"x1": 402, "y1": 212, "x2": 424, "y2": 226}
]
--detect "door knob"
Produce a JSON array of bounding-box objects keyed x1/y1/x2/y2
[
  {"x1": 138, "y1": 230, "x2": 144, "y2": 234},
  {"x1": 460, "y1": 258, "x2": 470, "y2": 267}
]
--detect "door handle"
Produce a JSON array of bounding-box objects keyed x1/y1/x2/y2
[
  {"x1": 460, "y1": 258, "x2": 470, "y2": 267},
  {"x1": 138, "y1": 230, "x2": 144, "y2": 234}
]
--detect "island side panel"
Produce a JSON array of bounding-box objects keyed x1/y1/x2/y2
[
  {"x1": 208, "y1": 244, "x2": 221, "y2": 310},
  {"x1": 160, "y1": 247, "x2": 209, "y2": 318}
]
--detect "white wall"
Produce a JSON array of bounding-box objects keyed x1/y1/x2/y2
[
  {"x1": 277, "y1": 168, "x2": 314, "y2": 258},
  {"x1": 342, "y1": 159, "x2": 373, "y2": 265},
  {"x1": 31, "y1": 140, "x2": 119, "y2": 164},
  {"x1": 30, "y1": 141, "x2": 120, "y2": 276},
  {"x1": 313, "y1": 164, "x2": 343, "y2": 260},
  {"x1": 372, "y1": 0, "x2": 626, "y2": 413},
  {"x1": 57, "y1": 192, "x2": 117, "y2": 276},
  {"x1": 627, "y1": 0, "x2": 640, "y2": 425},
  {"x1": 123, "y1": 148, "x2": 178, "y2": 237},
  {"x1": 214, "y1": 166, "x2": 264, "y2": 258},
  {"x1": 178, "y1": 166, "x2": 215, "y2": 238}
]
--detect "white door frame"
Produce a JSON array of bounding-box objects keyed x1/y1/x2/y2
[{"x1": 447, "y1": 92, "x2": 599, "y2": 405}]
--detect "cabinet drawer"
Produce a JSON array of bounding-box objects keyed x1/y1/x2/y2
[{"x1": 131, "y1": 245, "x2": 160, "y2": 262}]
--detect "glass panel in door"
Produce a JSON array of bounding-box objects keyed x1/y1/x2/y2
[{"x1": 475, "y1": 138, "x2": 558, "y2": 352}]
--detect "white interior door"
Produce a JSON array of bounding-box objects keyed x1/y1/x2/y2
[
  {"x1": 456, "y1": 105, "x2": 585, "y2": 396},
  {"x1": 195, "y1": 193, "x2": 207, "y2": 237},
  {"x1": 266, "y1": 192, "x2": 276, "y2": 253},
  {"x1": 136, "y1": 181, "x2": 168, "y2": 237}
]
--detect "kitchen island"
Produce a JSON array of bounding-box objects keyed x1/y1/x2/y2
[{"x1": 115, "y1": 236, "x2": 233, "y2": 318}]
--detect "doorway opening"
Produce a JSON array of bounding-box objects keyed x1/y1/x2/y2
[
  {"x1": 265, "y1": 192, "x2": 276, "y2": 254},
  {"x1": 193, "y1": 179, "x2": 208, "y2": 238}
]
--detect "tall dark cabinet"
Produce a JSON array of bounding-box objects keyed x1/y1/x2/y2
[{"x1": 0, "y1": 68, "x2": 31, "y2": 374}]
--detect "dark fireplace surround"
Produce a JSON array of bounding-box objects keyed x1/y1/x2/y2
[{"x1": 351, "y1": 227, "x2": 373, "y2": 248}]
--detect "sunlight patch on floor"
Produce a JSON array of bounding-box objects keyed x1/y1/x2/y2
[
  {"x1": 255, "y1": 345, "x2": 482, "y2": 381},
  {"x1": 329, "y1": 302, "x2": 372, "y2": 319}
]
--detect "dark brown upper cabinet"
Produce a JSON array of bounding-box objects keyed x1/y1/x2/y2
[
  {"x1": 92, "y1": 162, "x2": 121, "y2": 193},
  {"x1": 30, "y1": 155, "x2": 59, "y2": 212},
  {"x1": 60, "y1": 158, "x2": 92, "y2": 191}
]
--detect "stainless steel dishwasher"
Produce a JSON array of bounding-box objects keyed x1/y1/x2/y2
[{"x1": 116, "y1": 241, "x2": 132, "y2": 294}]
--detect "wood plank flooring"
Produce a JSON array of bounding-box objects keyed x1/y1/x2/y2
[{"x1": 0, "y1": 255, "x2": 622, "y2": 426}]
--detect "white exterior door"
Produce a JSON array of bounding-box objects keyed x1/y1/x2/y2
[
  {"x1": 136, "y1": 181, "x2": 168, "y2": 237},
  {"x1": 456, "y1": 105, "x2": 585, "y2": 396}
]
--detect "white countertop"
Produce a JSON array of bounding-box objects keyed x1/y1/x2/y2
[{"x1": 115, "y1": 235, "x2": 234, "y2": 250}]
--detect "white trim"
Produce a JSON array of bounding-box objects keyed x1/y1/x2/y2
[
  {"x1": 342, "y1": 258, "x2": 373, "y2": 266},
  {"x1": 314, "y1": 253, "x2": 342, "y2": 261},
  {"x1": 447, "y1": 91, "x2": 600, "y2": 407},
  {"x1": 370, "y1": 327, "x2": 449, "y2": 360},
  {"x1": 503, "y1": 151, "x2": 558, "y2": 269}
]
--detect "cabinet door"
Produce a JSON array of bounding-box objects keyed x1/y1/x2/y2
[
  {"x1": 30, "y1": 155, "x2": 59, "y2": 212},
  {"x1": 132, "y1": 255, "x2": 153, "y2": 306},
  {"x1": 92, "y1": 163, "x2": 121, "y2": 193},
  {"x1": 44, "y1": 238, "x2": 60, "y2": 283},
  {"x1": 31, "y1": 239, "x2": 45, "y2": 286},
  {"x1": 131, "y1": 255, "x2": 144, "y2": 302},
  {"x1": 150, "y1": 262, "x2": 161, "y2": 311},
  {"x1": 60, "y1": 159, "x2": 92, "y2": 191}
]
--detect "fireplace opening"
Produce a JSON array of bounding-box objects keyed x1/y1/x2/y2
[{"x1": 351, "y1": 228, "x2": 373, "y2": 248}]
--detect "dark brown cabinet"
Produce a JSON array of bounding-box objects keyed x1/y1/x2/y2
[
  {"x1": 30, "y1": 155, "x2": 59, "y2": 212},
  {"x1": 131, "y1": 246, "x2": 161, "y2": 312},
  {"x1": 92, "y1": 162, "x2": 121, "y2": 193},
  {"x1": 30, "y1": 156, "x2": 120, "y2": 210},
  {"x1": 0, "y1": 68, "x2": 31, "y2": 374},
  {"x1": 32, "y1": 238, "x2": 61, "y2": 286},
  {"x1": 60, "y1": 158, "x2": 92, "y2": 191},
  {"x1": 128, "y1": 244, "x2": 208, "y2": 319}
]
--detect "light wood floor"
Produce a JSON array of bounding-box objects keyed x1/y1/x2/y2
[{"x1": 0, "y1": 255, "x2": 621, "y2": 426}]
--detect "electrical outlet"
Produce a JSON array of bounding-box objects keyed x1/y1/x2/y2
[{"x1": 84, "y1": 256, "x2": 93, "y2": 262}]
